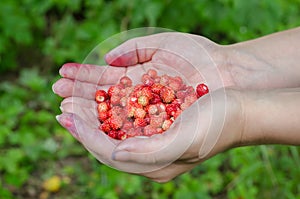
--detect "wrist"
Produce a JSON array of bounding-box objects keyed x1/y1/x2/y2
[{"x1": 241, "y1": 88, "x2": 300, "y2": 146}]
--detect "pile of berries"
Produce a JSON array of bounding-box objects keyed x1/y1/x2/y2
[{"x1": 95, "y1": 69, "x2": 209, "y2": 140}]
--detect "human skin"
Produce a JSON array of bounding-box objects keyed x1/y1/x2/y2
[{"x1": 53, "y1": 27, "x2": 300, "y2": 182}]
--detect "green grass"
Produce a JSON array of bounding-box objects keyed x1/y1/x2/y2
[{"x1": 0, "y1": 0, "x2": 299, "y2": 198}]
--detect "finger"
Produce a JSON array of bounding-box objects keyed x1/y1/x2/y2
[
  {"x1": 61, "y1": 97, "x2": 96, "y2": 109},
  {"x1": 59, "y1": 63, "x2": 126, "y2": 85},
  {"x1": 112, "y1": 101, "x2": 202, "y2": 164},
  {"x1": 142, "y1": 162, "x2": 198, "y2": 183},
  {"x1": 60, "y1": 97, "x2": 99, "y2": 127},
  {"x1": 55, "y1": 113, "x2": 169, "y2": 174},
  {"x1": 105, "y1": 34, "x2": 167, "y2": 66},
  {"x1": 56, "y1": 113, "x2": 119, "y2": 163},
  {"x1": 52, "y1": 78, "x2": 99, "y2": 99}
]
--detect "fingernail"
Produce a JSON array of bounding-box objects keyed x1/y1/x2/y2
[
  {"x1": 56, "y1": 113, "x2": 80, "y2": 140},
  {"x1": 60, "y1": 63, "x2": 79, "y2": 77},
  {"x1": 59, "y1": 106, "x2": 64, "y2": 112},
  {"x1": 55, "y1": 114, "x2": 61, "y2": 122},
  {"x1": 52, "y1": 82, "x2": 64, "y2": 94}
]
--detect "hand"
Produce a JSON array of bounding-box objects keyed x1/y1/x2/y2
[{"x1": 53, "y1": 61, "x2": 245, "y2": 182}]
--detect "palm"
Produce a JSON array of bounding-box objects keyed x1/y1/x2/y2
[{"x1": 53, "y1": 33, "x2": 239, "y2": 181}]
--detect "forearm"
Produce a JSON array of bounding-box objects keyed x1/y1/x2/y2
[
  {"x1": 225, "y1": 27, "x2": 300, "y2": 89},
  {"x1": 242, "y1": 88, "x2": 300, "y2": 146}
]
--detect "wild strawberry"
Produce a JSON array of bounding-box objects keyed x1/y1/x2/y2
[
  {"x1": 143, "y1": 125, "x2": 157, "y2": 136},
  {"x1": 97, "y1": 102, "x2": 110, "y2": 113},
  {"x1": 151, "y1": 83, "x2": 163, "y2": 95},
  {"x1": 110, "y1": 95, "x2": 121, "y2": 105},
  {"x1": 134, "y1": 118, "x2": 147, "y2": 127},
  {"x1": 176, "y1": 90, "x2": 187, "y2": 100},
  {"x1": 127, "y1": 127, "x2": 142, "y2": 137},
  {"x1": 109, "y1": 116, "x2": 123, "y2": 130},
  {"x1": 144, "y1": 114, "x2": 151, "y2": 124},
  {"x1": 147, "y1": 69, "x2": 158, "y2": 78},
  {"x1": 141, "y1": 86, "x2": 153, "y2": 100},
  {"x1": 149, "y1": 93, "x2": 161, "y2": 104},
  {"x1": 150, "y1": 115, "x2": 163, "y2": 128},
  {"x1": 180, "y1": 102, "x2": 190, "y2": 111},
  {"x1": 166, "y1": 103, "x2": 180, "y2": 116},
  {"x1": 159, "y1": 111, "x2": 169, "y2": 120},
  {"x1": 172, "y1": 98, "x2": 183, "y2": 105},
  {"x1": 160, "y1": 74, "x2": 169, "y2": 86},
  {"x1": 138, "y1": 95, "x2": 149, "y2": 106},
  {"x1": 160, "y1": 86, "x2": 175, "y2": 103},
  {"x1": 95, "y1": 90, "x2": 108, "y2": 103},
  {"x1": 108, "y1": 85, "x2": 121, "y2": 97},
  {"x1": 142, "y1": 74, "x2": 154, "y2": 86},
  {"x1": 122, "y1": 121, "x2": 133, "y2": 131},
  {"x1": 147, "y1": 104, "x2": 158, "y2": 115},
  {"x1": 117, "y1": 130, "x2": 127, "y2": 140},
  {"x1": 100, "y1": 121, "x2": 111, "y2": 133},
  {"x1": 156, "y1": 102, "x2": 166, "y2": 113},
  {"x1": 134, "y1": 108, "x2": 146, "y2": 119},
  {"x1": 184, "y1": 95, "x2": 197, "y2": 105},
  {"x1": 120, "y1": 96, "x2": 128, "y2": 107},
  {"x1": 156, "y1": 127, "x2": 163, "y2": 134},
  {"x1": 168, "y1": 77, "x2": 182, "y2": 91},
  {"x1": 196, "y1": 83, "x2": 209, "y2": 98},
  {"x1": 154, "y1": 76, "x2": 161, "y2": 83},
  {"x1": 173, "y1": 109, "x2": 182, "y2": 119},
  {"x1": 126, "y1": 106, "x2": 135, "y2": 118},
  {"x1": 133, "y1": 84, "x2": 145, "y2": 93},
  {"x1": 120, "y1": 76, "x2": 132, "y2": 87},
  {"x1": 108, "y1": 130, "x2": 118, "y2": 139},
  {"x1": 162, "y1": 119, "x2": 173, "y2": 131},
  {"x1": 98, "y1": 111, "x2": 108, "y2": 122}
]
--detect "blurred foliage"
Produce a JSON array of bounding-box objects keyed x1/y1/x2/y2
[{"x1": 0, "y1": 0, "x2": 299, "y2": 198}]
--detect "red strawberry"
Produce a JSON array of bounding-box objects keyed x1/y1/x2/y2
[
  {"x1": 97, "y1": 102, "x2": 110, "y2": 112},
  {"x1": 108, "y1": 85, "x2": 121, "y2": 97},
  {"x1": 134, "y1": 108, "x2": 146, "y2": 119},
  {"x1": 168, "y1": 77, "x2": 183, "y2": 91},
  {"x1": 166, "y1": 103, "x2": 180, "y2": 116},
  {"x1": 150, "y1": 115, "x2": 164, "y2": 128},
  {"x1": 162, "y1": 119, "x2": 173, "y2": 131},
  {"x1": 151, "y1": 83, "x2": 163, "y2": 95},
  {"x1": 138, "y1": 95, "x2": 149, "y2": 106},
  {"x1": 134, "y1": 118, "x2": 147, "y2": 127},
  {"x1": 160, "y1": 86, "x2": 175, "y2": 103},
  {"x1": 143, "y1": 125, "x2": 157, "y2": 136},
  {"x1": 120, "y1": 76, "x2": 132, "y2": 87},
  {"x1": 149, "y1": 93, "x2": 161, "y2": 104},
  {"x1": 142, "y1": 74, "x2": 154, "y2": 86},
  {"x1": 160, "y1": 74, "x2": 170, "y2": 86},
  {"x1": 117, "y1": 130, "x2": 127, "y2": 140},
  {"x1": 196, "y1": 83, "x2": 209, "y2": 98},
  {"x1": 98, "y1": 111, "x2": 108, "y2": 122},
  {"x1": 108, "y1": 130, "x2": 118, "y2": 139},
  {"x1": 147, "y1": 104, "x2": 158, "y2": 115},
  {"x1": 95, "y1": 90, "x2": 108, "y2": 103},
  {"x1": 120, "y1": 96, "x2": 128, "y2": 107},
  {"x1": 100, "y1": 121, "x2": 111, "y2": 133},
  {"x1": 147, "y1": 69, "x2": 158, "y2": 78},
  {"x1": 108, "y1": 116, "x2": 123, "y2": 130},
  {"x1": 127, "y1": 127, "x2": 143, "y2": 137},
  {"x1": 122, "y1": 121, "x2": 133, "y2": 131},
  {"x1": 110, "y1": 95, "x2": 121, "y2": 105}
]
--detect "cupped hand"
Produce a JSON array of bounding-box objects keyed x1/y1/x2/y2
[
  {"x1": 53, "y1": 63, "x2": 244, "y2": 183},
  {"x1": 52, "y1": 32, "x2": 248, "y2": 182}
]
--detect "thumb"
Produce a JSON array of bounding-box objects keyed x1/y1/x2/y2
[{"x1": 105, "y1": 34, "x2": 165, "y2": 66}]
